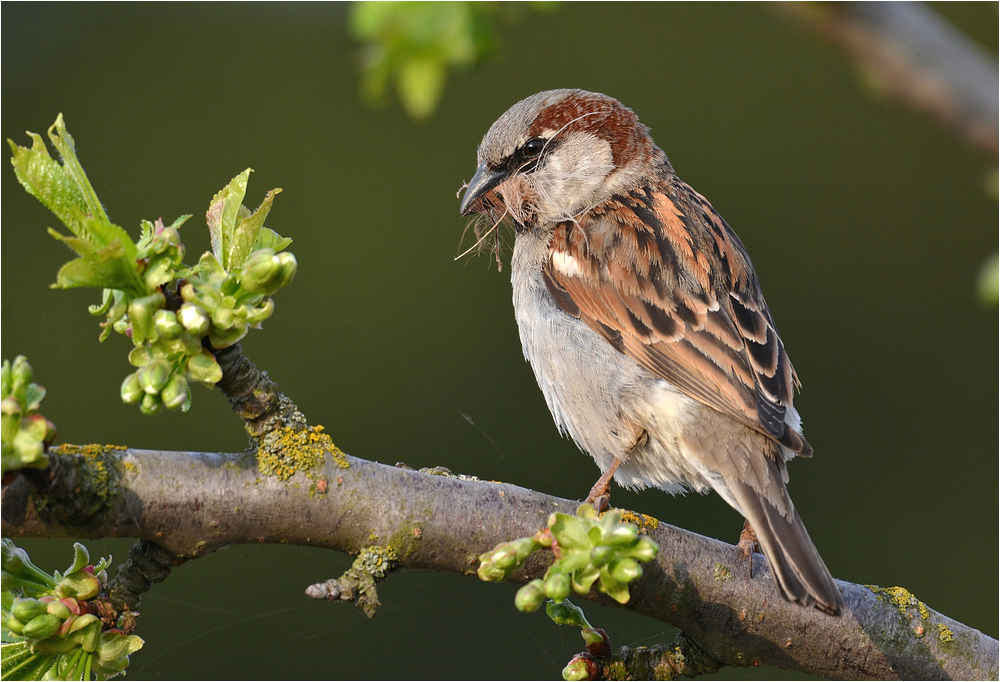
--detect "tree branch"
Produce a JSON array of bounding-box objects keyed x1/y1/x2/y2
[
  {"x1": 3, "y1": 446, "x2": 995, "y2": 680},
  {"x1": 777, "y1": 1, "x2": 999, "y2": 157}
]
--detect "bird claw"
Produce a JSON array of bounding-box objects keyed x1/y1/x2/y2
[
  {"x1": 737, "y1": 519, "x2": 762, "y2": 579},
  {"x1": 584, "y1": 491, "x2": 612, "y2": 514}
]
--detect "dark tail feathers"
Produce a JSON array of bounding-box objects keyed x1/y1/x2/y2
[{"x1": 730, "y1": 477, "x2": 843, "y2": 616}]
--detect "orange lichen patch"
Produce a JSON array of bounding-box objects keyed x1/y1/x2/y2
[
  {"x1": 619, "y1": 510, "x2": 660, "y2": 533},
  {"x1": 257, "y1": 424, "x2": 347, "y2": 482}
]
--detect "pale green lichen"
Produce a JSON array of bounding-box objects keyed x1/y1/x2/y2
[
  {"x1": 50, "y1": 443, "x2": 129, "y2": 504},
  {"x1": 713, "y1": 563, "x2": 732, "y2": 582}
]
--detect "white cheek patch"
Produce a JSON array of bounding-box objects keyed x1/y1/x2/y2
[{"x1": 550, "y1": 250, "x2": 585, "y2": 278}]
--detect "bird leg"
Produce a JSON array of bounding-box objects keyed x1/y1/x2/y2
[
  {"x1": 737, "y1": 518, "x2": 762, "y2": 578},
  {"x1": 584, "y1": 429, "x2": 647, "y2": 512},
  {"x1": 585, "y1": 457, "x2": 623, "y2": 513}
]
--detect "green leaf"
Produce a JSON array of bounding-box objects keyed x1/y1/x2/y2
[
  {"x1": 598, "y1": 568, "x2": 630, "y2": 604},
  {"x1": 8, "y1": 116, "x2": 137, "y2": 271},
  {"x1": 64, "y1": 544, "x2": 90, "y2": 577},
  {"x1": 44, "y1": 115, "x2": 110, "y2": 228},
  {"x1": 548, "y1": 513, "x2": 591, "y2": 550},
  {"x1": 51, "y1": 241, "x2": 141, "y2": 292},
  {"x1": 545, "y1": 600, "x2": 591, "y2": 628},
  {"x1": 253, "y1": 227, "x2": 292, "y2": 254},
  {"x1": 206, "y1": 169, "x2": 252, "y2": 270},
  {"x1": 8, "y1": 132, "x2": 90, "y2": 240},
  {"x1": 1, "y1": 641, "x2": 58, "y2": 680},
  {"x1": 396, "y1": 57, "x2": 446, "y2": 120},
  {"x1": 228, "y1": 188, "x2": 283, "y2": 269}
]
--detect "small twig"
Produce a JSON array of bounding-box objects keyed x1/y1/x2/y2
[{"x1": 305, "y1": 545, "x2": 400, "y2": 618}]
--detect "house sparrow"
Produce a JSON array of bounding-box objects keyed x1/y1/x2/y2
[{"x1": 459, "y1": 89, "x2": 843, "y2": 615}]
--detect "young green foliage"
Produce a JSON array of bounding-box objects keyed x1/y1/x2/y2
[
  {"x1": 8, "y1": 116, "x2": 297, "y2": 416},
  {"x1": 350, "y1": 2, "x2": 557, "y2": 119},
  {"x1": 1, "y1": 540, "x2": 143, "y2": 681},
  {"x1": 478, "y1": 504, "x2": 658, "y2": 611},
  {"x1": 1, "y1": 357, "x2": 57, "y2": 477}
]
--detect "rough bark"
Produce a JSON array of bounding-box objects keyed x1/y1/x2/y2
[{"x1": 3, "y1": 446, "x2": 996, "y2": 680}]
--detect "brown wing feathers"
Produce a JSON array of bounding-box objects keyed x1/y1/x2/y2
[{"x1": 541, "y1": 179, "x2": 812, "y2": 456}]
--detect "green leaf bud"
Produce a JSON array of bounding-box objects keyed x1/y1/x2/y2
[
  {"x1": 514, "y1": 579, "x2": 545, "y2": 613},
  {"x1": 220, "y1": 273, "x2": 241, "y2": 295},
  {"x1": 208, "y1": 319, "x2": 247, "y2": 349},
  {"x1": 512, "y1": 536, "x2": 539, "y2": 563},
  {"x1": 543, "y1": 572, "x2": 571, "y2": 602},
  {"x1": 127, "y1": 347, "x2": 150, "y2": 368},
  {"x1": 140, "y1": 393, "x2": 163, "y2": 416},
  {"x1": 12, "y1": 597, "x2": 48, "y2": 623},
  {"x1": 142, "y1": 254, "x2": 177, "y2": 291},
  {"x1": 46, "y1": 599, "x2": 72, "y2": 620},
  {"x1": 562, "y1": 655, "x2": 594, "y2": 681},
  {"x1": 598, "y1": 569, "x2": 630, "y2": 604},
  {"x1": 2, "y1": 540, "x2": 55, "y2": 587},
  {"x1": 476, "y1": 551, "x2": 507, "y2": 582},
  {"x1": 605, "y1": 524, "x2": 639, "y2": 546},
  {"x1": 12, "y1": 355, "x2": 33, "y2": 387},
  {"x1": 56, "y1": 570, "x2": 101, "y2": 600},
  {"x1": 549, "y1": 513, "x2": 592, "y2": 550},
  {"x1": 212, "y1": 305, "x2": 234, "y2": 329},
  {"x1": 554, "y1": 550, "x2": 589, "y2": 577},
  {"x1": 178, "y1": 302, "x2": 211, "y2": 337},
  {"x1": 138, "y1": 358, "x2": 172, "y2": 395},
  {"x1": 627, "y1": 537, "x2": 659, "y2": 563},
  {"x1": 69, "y1": 613, "x2": 100, "y2": 634},
  {"x1": 1, "y1": 395, "x2": 20, "y2": 417},
  {"x1": 20, "y1": 413, "x2": 49, "y2": 441},
  {"x1": 161, "y1": 374, "x2": 189, "y2": 411},
  {"x1": 576, "y1": 503, "x2": 600, "y2": 521},
  {"x1": 107, "y1": 300, "x2": 128, "y2": 324},
  {"x1": 589, "y1": 545, "x2": 614, "y2": 568},
  {"x1": 571, "y1": 566, "x2": 600, "y2": 595},
  {"x1": 545, "y1": 600, "x2": 591, "y2": 628},
  {"x1": 240, "y1": 248, "x2": 281, "y2": 294},
  {"x1": 1, "y1": 359, "x2": 11, "y2": 397},
  {"x1": 608, "y1": 557, "x2": 642, "y2": 584},
  {"x1": 6, "y1": 614, "x2": 26, "y2": 635},
  {"x1": 120, "y1": 372, "x2": 144, "y2": 404},
  {"x1": 128, "y1": 292, "x2": 166, "y2": 344},
  {"x1": 581, "y1": 627, "x2": 610, "y2": 656},
  {"x1": 13, "y1": 428, "x2": 45, "y2": 464},
  {"x1": 22, "y1": 613, "x2": 61, "y2": 639},
  {"x1": 275, "y1": 252, "x2": 297, "y2": 289},
  {"x1": 187, "y1": 351, "x2": 223, "y2": 385},
  {"x1": 243, "y1": 297, "x2": 275, "y2": 326},
  {"x1": 158, "y1": 226, "x2": 181, "y2": 246},
  {"x1": 492, "y1": 544, "x2": 519, "y2": 571},
  {"x1": 153, "y1": 310, "x2": 183, "y2": 340},
  {"x1": 60, "y1": 597, "x2": 82, "y2": 615}
]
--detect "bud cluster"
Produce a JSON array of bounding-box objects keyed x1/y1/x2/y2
[
  {"x1": 1, "y1": 356, "x2": 57, "y2": 476},
  {"x1": 10, "y1": 118, "x2": 296, "y2": 417},
  {"x1": 478, "y1": 504, "x2": 659, "y2": 611},
  {"x1": 1, "y1": 539, "x2": 143, "y2": 679}
]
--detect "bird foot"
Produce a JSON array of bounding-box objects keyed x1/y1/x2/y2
[
  {"x1": 584, "y1": 489, "x2": 612, "y2": 513},
  {"x1": 737, "y1": 519, "x2": 761, "y2": 579}
]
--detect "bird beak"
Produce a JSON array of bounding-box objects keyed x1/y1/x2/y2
[{"x1": 459, "y1": 163, "x2": 506, "y2": 216}]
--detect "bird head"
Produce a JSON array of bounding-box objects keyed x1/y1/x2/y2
[{"x1": 459, "y1": 89, "x2": 668, "y2": 229}]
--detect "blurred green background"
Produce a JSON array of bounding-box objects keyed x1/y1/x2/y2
[{"x1": 2, "y1": 3, "x2": 996, "y2": 679}]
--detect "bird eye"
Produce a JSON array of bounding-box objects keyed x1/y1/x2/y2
[{"x1": 523, "y1": 138, "x2": 545, "y2": 156}]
